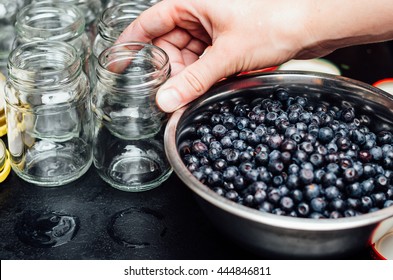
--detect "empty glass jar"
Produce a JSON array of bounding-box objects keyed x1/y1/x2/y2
[
  {"x1": 92, "y1": 42, "x2": 172, "y2": 192},
  {"x1": 5, "y1": 41, "x2": 92, "y2": 186},
  {"x1": 14, "y1": 2, "x2": 92, "y2": 79},
  {"x1": 32, "y1": 0, "x2": 102, "y2": 43},
  {"x1": 91, "y1": 2, "x2": 150, "y2": 88}
]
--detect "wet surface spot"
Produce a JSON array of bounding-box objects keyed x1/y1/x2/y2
[
  {"x1": 107, "y1": 207, "x2": 166, "y2": 249},
  {"x1": 14, "y1": 210, "x2": 79, "y2": 248}
]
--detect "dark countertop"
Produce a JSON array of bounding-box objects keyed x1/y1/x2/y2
[{"x1": 1, "y1": 42, "x2": 393, "y2": 260}]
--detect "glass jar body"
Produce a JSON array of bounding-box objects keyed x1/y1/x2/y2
[
  {"x1": 92, "y1": 42, "x2": 171, "y2": 191},
  {"x1": 5, "y1": 41, "x2": 93, "y2": 186}
]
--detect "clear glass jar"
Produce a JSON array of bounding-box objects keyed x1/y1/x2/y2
[
  {"x1": 5, "y1": 41, "x2": 92, "y2": 186},
  {"x1": 1, "y1": 0, "x2": 33, "y2": 76},
  {"x1": 91, "y1": 2, "x2": 150, "y2": 87},
  {"x1": 92, "y1": 42, "x2": 172, "y2": 192},
  {"x1": 32, "y1": 0, "x2": 102, "y2": 43},
  {"x1": 15, "y1": 2, "x2": 93, "y2": 79}
]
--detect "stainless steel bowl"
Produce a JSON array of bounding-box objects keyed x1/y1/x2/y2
[{"x1": 164, "y1": 71, "x2": 393, "y2": 258}]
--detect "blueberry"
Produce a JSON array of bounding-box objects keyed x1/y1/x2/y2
[
  {"x1": 191, "y1": 140, "x2": 208, "y2": 156},
  {"x1": 310, "y1": 197, "x2": 327, "y2": 213},
  {"x1": 377, "y1": 131, "x2": 393, "y2": 145},
  {"x1": 213, "y1": 187, "x2": 226, "y2": 196},
  {"x1": 259, "y1": 201, "x2": 274, "y2": 213},
  {"x1": 201, "y1": 133, "x2": 216, "y2": 144},
  {"x1": 340, "y1": 107, "x2": 355, "y2": 122},
  {"x1": 343, "y1": 167, "x2": 359, "y2": 183},
  {"x1": 286, "y1": 174, "x2": 301, "y2": 189},
  {"x1": 225, "y1": 148, "x2": 240, "y2": 165},
  {"x1": 225, "y1": 190, "x2": 239, "y2": 202},
  {"x1": 371, "y1": 192, "x2": 387, "y2": 208},
  {"x1": 267, "y1": 134, "x2": 283, "y2": 149},
  {"x1": 233, "y1": 175, "x2": 246, "y2": 190},
  {"x1": 288, "y1": 163, "x2": 300, "y2": 174},
  {"x1": 236, "y1": 117, "x2": 250, "y2": 130},
  {"x1": 275, "y1": 89, "x2": 289, "y2": 102},
  {"x1": 239, "y1": 150, "x2": 253, "y2": 162},
  {"x1": 292, "y1": 150, "x2": 308, "y2": 165},
  {"x1": 384, "y1": 200, "x2": 393, "y2": 208},
  {"x1": 349, "y1": 129, "x2": 365, "y2": 145},
  {"x1": 208, "y1": 147, "x2": 221, "y2": 161},
  {"x1": 207, "y1": 171, "x2": 223, "y2": 187},
  {"x1": 290, "y1": 189, "x2": 303, "y2": 203},
  {"x1": 329, "y1": 198, "x2": 346, "y2": 212},
  {"x1": 360, "y1": 196, "x2": 373, "y2": 212},
  {"x1": 232, "y1": 139, "x2": 247, "y2": 151},
  {"x1": 375, "y1": 174, "x2": 389, "y2": 191},
  {"x1": 310, "y1": 153, "x2": 325, "y2": 168},
  {"x1": 297, "y1": 202, "x2": 310, "y2": 217},
  {"x1": 321, "y1": 172, "x2": 337, "y2": 187},
  {"x1": 303, "y1": 184, "x2": 322, "y2": 201},
  {"x1": 268, "y1": 159, "x2": 285, "y2": 175},
  {"x1": 245, "y1": 169, "x2": 259, "y2": 183},
  {"x1": 253, "y1": 189, "x2": 267, "y2": 205},
  {"x1": 210, "y1": 114, "x2": 222, "y2": 125},
  {"x1": 209, "y1": 141, "x2": 222, "y2": 152},
  {"x1": 370, "y1": 146, "x2": 383, "y2": 161},
  {"x1": 197, "y1": 125, "x2": 212, "y2": 136},
  {"x1": 325, "y1": 186, "x2": 340, "y2": 200},
  {"x1": 222, "y1": 166, "x2": 238, "y2": 181},
  {"x1": 280, "y1": 196, "x2": 295, "y2": 212},
  {"x1": 213, "y1": 159, "x2": 227, "y2": 172},
  {"x1": 255, "y1": 151, "x2": 269, "y2": 165},
  {"x1": 299, "y1": 168, "x2": 314, "y2": 185},
  {"x1": 346, "y1": 182, "x2": 363, "y2": 198},
  {"x1": 299, "y1": 141, "x2": 314, "y2": 154},
  {"x1": 226, "y1": 129, "x2": 239, "y2": 140},
  {"x1": 360, "y1": 178, "x2": 375, "y2": 195},
  {"x1": 222, "y1": 113, "x2": 236, "y2": 129},
  {"x1": 318, "y1": 127, "x2": 334, "y2": 143},
  {"x1": 220, "y1": 136, "x2": 233, "y2": 148},
  {"x1": 346, "y1": 198, "x2": 361, "y2": 210},
  {"x1": 258, "y1": 168, "x2": 272, "y2": 184},
  {"x1": 267, "y1": 188, "x2": 281, "y2": 205},
  {"x1": 281, "y1": 139, "x2": 297, "y2": 153}
]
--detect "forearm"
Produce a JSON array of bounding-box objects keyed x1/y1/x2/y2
[{"x1": 301, "y1": 0, "x2": 393, "y2": 56}]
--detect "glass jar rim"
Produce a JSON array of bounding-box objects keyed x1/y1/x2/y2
[
  {"x1": 97, "y1": 41, "x2": 170, "y2": 78},
  {"x1": 15, "y1": 2, "x2": 85, "y2": 42},
  {"x1": 98, "y1": 2, "x2": 150, "y2": 42}
]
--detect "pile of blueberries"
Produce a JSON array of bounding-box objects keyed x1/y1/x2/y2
[{"x1": 180, "y1": 89, "x2": 393, "y2": 219}]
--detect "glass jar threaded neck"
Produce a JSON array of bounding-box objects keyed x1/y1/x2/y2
[
  {"x1": 97, "y1": 42, "x2": 170, "y2": 93},
  {"x1": 98, "y1": 3, "x2": 150, "y2": 43},
  {"x1": 7, "y1": 41, "x2": 82, "y2": 92},
  {"x1": 15, "y1": 2, "x2": 85, "y2": 43}
]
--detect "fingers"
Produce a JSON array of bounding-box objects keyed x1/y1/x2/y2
[
  {"x1": 156, "y1": 45, "x2": 231, "y2": 112},
  {"x1": 116, "y1": 1, "x2": 179, "y2": 44}
]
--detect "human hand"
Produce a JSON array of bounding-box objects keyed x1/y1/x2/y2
[
  {"x1": 117, "y1": 0, "x2": 393, "y2": 112},
  {"x1": 116, "y1": 0, "x2": 316, "y2": 112}
]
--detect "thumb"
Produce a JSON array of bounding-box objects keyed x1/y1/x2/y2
[{"x1": 156, "y1": 46, "x2": 231, "y2": 113}]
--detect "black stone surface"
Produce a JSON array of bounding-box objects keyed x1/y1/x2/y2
[{"x1": 1, "y1": 42, "x2": 393, "y2": 260}]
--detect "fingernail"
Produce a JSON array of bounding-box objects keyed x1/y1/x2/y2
[{"x1": 156, "y1": 88, "x2": 182, "y2": 112}]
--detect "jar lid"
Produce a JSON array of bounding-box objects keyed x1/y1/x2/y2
[
  {"x1": 372, "y1": 78, "x2": 393, "y2": 95},
  {"x1": 371, "y1": 226, "x2": 393, "y2": 260},
  {"x1": 278, "y1": 58, "x2": 341, "y2": 75}
]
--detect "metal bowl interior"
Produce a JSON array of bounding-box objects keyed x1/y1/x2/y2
[{"x1": 164, "y1": 71, "x2": 393, "y2": 258}]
